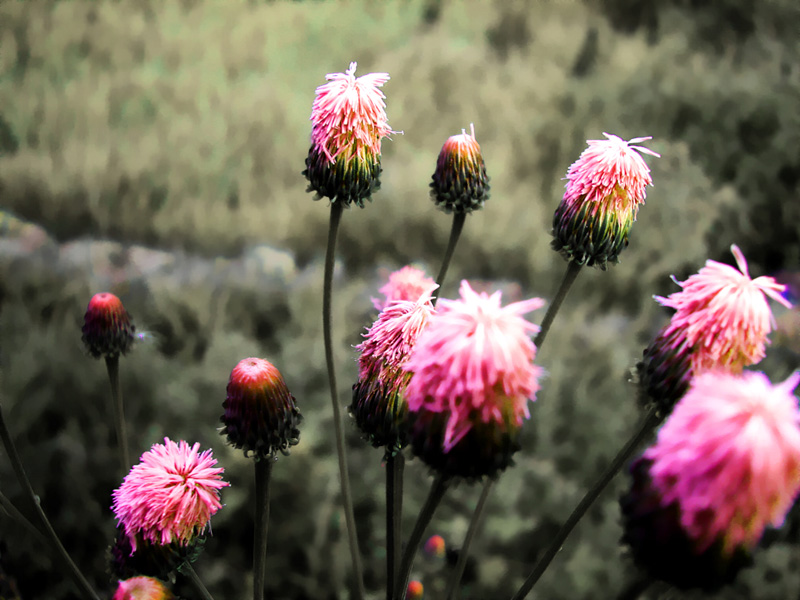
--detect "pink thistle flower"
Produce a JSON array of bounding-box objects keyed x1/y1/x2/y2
[
  {"x1": 622, "y1": 370, "x2": 800, "y2": 589},
  {"x1": 655, "y1": 244, "x2": 790, "y2": 373},
  {"x1": 82, "y1": 292, "x2": 136, "y2": 359},
  {"x1": 638, "y1": 245, "x2": 790, "y2": 414},
  {"x1": 222, "y1": 357, "x2": 302, "y2": 460},
  {"x1": 404, "y1": 281, "x2": 544, "y2": 478},
  {"x1": 351, "y1": 283, "x2": 437, "y2": 453},
  {"x1": 112, "y1": 438, "x2": 228, "y2": 552},
  {"x1": 430, "y1": 123, "x2": 490, "y2": 214},
  {"x1": 552, "y1": 133, "x2": 659, "y2": 268},
  {"x1": 374, "y1": 265, "x2": 437, "y2": 311},
  {"x1": 304, "y1": 62, "x2": 398, "y2": 207},
  {"x1": 113, "y1": 576, "x2": 173, "y2": 600}
]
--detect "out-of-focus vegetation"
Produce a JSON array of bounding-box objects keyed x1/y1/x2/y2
[{"x1": 0, "y1": 0, "x2": 798, "y2": 598}]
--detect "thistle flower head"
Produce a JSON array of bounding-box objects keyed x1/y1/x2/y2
[
  {"x1": 112, "y1": 439, "x2": 228, "y2": 553},
  {"x1": 404, "y1": 281, "x2": 544, "y2": 479},
  {"x1": 351, "y1": 283, "x2": 437, "y2": 453},
  {"x1": 374, "y1": 265, "x2": 437, "y2": 311},
  {"x1": 645, "y1": 370, "x2": 800, "y2": 555},
  {"x1": 430, "y1": 123, "x2": 490, "y2": 214},
  {"x1": 304, "y1": 62, "x2": 398, "y2": 207},
  {"x1": 552, "y1": 133, "x2": 659, "y2": 268},
  {"x1": 222, "y1": 357, "x2": 302, "y2": 460},
  {"x1": 655, "y1": 245, "x2": 790, "y2": 373},
  {"x1": 113, "y1": 576, "x2": 173, "y2": 600},
  {"x1": 622, "y1": 370, "x2": 800, "y2": 589},
  {"x1": 82, "y1": 292, "x2": 136, "y2": 359}
]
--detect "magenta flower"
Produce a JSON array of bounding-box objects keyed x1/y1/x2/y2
[
  {"x1": 655, "y1": 244, "x2": 790, "y2": 372},
  {"x1": 622, "y1": 370, "x2": 800, "y2": 589},
  {"x1": 304, "y1": 62, "x2": 398, "y2": 206},
  {"x1": 404, "y1": 281, "x2": 544, "y2": 478},
  {"x1": 552, "y1": 132, "x2": 659, "y2": 268},
  {"x1": 430, "y1": 123, "x2": 490, "y2": 214},
  {"x1": 112, "y1": 438, "x2": 228, "y2": 552},
  {"x1": 113, "y1": 576, "x2": 173, "y2": 600},
  {"x1": 374, "y1": 265, "x2": 437, "y2": 311},
  {"x1": 639, "y1": 245, "x2": 790, "y2": 413},
  {"x1": 351, "y1": 282, "x2": 437, "y2": 453}
]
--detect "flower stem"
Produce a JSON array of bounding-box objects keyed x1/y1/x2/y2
[
  {"x1": 184, "y1": 562, "x2": 216, "y2": 600},
  {"x1": 0, "y1": 490, "x2": 48, "y2": 548},
  {"x1": 433, "y1": 212, "x2": 467, "y2": 306},
  {"x1": 533, "y1": 260, "x2": 582, "y2": 348},
  {"x1": 385, "y1": 452, "x2": 405, "y2": 600},
  {"x1": 0, "y1": 403, "x2": 101, "y2": 600},
  {"x1": 253, "y1": 458, "x2": 274, "y2": 600},
  {"x1": 444, "y1": 479, "x2": 493, "y2": 600},
  {"x1": 104, "y1": 355, "x2": 131, "y2": 473},
  {"x1": 443, "y1": 257, "x2": 581, "y2": 598},
  {"x1": 323, "y1": 201, "x2": 366, "y2": 600},
  {"x1": 510, "y1": 404, "x2": 661, "y2": 600},
  {"x1": 394, "y1": 474, "x2": 451, "y2": 600}
]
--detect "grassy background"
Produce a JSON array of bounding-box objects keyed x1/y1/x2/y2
[{"x1": 0, "y1": 0, "x2": 799, "y2": 598}]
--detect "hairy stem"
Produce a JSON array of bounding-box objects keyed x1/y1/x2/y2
[
  {"x1": 323, "y1": 201, "x2": 366, "y2": 600},
  {"x1": 253, "y1": 459, "x2": 274, "y2": 600},
  {"x1": 105, "y1": 355, "x2": 131, "y2": 473},
  {"x1": 533, "y1": 260, "x2": 582, "y2": 348},
  {"x1": 184, "y1": 562, "x2": 216, "y2": 600},
  {"x1": 511, "y1": 405, "x2": 661, "y2": 600},
  {"x1": 394, "y1": 474, "x2": 450, "y2": 600},
  {"x1": 433, "y1": 212, "x2": 467, "y2": 306},
  {"x1": 0, "y1": 403, "x2": 101, "y2": 600},
  {"x1": 385, "y1": 452, "x2": 405, "y2": 600}
]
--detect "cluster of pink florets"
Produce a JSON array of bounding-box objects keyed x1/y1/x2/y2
[{"x1": 112, "y1": 439, "x2": 228, "y2": 552}]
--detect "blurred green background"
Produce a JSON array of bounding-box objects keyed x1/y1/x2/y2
[{"x1": 0, "y1": 0, "x2": 799, "y2": 598}]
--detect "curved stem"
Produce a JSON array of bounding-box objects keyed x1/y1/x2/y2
[
  {"x1": 385, "y1": 452, "x2": 405, "y2": 600},
  {"x1": 253, "y1": 459, "x2": 273, "y2": 600},
  {"x1": 533, "y1": 260, "x2": 582, "y2": 349},
  {"x1": 104, "y1": 356, "x2": 131, "y2": 473},
  {"x1": 433, "y1": 212, "x2": 467, "y2": 307},
  {"x1": 444, "y1": 479, "x2": 493, "y2": 600},
  {"x1": 0, "y1": 403, "x2": 101, "y2": 600},
  {"x1": 0, "y1": 490, "x2": 48, "y2": 548},
  {"x1": 322, "y1": 201, "x2": 366, "y2": 600},
  {"x1": 184, "y1": 562, "x2": 215, "y2": 600},
  {"x1": 394, "y1": 474, "x2": 450, "y2": 600},
  {"x1": 511, "y1": 405, "x2": 661, "y2": 600}
]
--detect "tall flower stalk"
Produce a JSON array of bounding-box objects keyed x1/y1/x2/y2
[
  {"x1": 304, "y1": 61, "x2": 397, "y2": 599},
  {"x1": 82, "y1": 292, "x2": 137, "y2": 473},
  {"x1": 221, "y1": 357, "x2": 301, "y2": 600},
  {"x1": 446, "y1": 132, "x2": 660, "y2": 597}
]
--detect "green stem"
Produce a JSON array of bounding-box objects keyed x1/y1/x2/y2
[
  {"x1": 394, "y1": 474, "x2": 450, "y2": 600},
  {"x1": 433, "y1": 212, "x2": 467, "y2": 307},
  {"x1": 0, "y1": 403, "x2": 101, "y2": 600},
  {"x1": 444, "y1": 479, "x2": 493, "y2": 600},
  {"x1": 533, "y1": 260, "x2": 582, "y2": 349},
  {"x1": 323, "y1": 201, "x2": 366, "y2": 600},
  {"x1": 0, "y1": 490, "x2": 48, "y2": 548},
  {"x1": 510, "y1": 405, "x2": 661, "y2": 600},
  {"x1": 184, "y1": 562, "x2": 215, "y2": 600},
  {"x1": 253, "y1": 459, "x2": 273, "y2": 600},
  {"x1": 104, "y1": 355, "x2": 131, "y2": 473},
  {"x1": 386, "y1": 452, "x2": 405, "y2": 600}
]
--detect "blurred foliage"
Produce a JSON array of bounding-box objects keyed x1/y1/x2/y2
[{"x1": 0, "y1": 0, "x2": 799, "y2": 599}]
